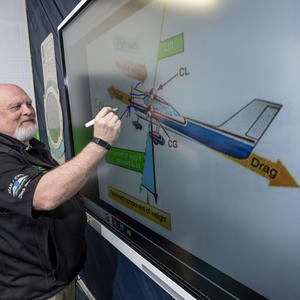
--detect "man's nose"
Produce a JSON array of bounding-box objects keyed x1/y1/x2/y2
[{"x1": 22, "y1": 104, "x2": 34, "y2": 115}]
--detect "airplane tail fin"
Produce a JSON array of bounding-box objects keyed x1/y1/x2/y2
[{"x1": 218, "y1": 99, "x2": 282, "y2": 144}]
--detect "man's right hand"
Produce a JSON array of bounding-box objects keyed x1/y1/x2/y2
[
  {"x1": 93, "y1": 107, "x2": 121, "y2": 145},
  {"x1": 33, "y1": 106, "x2": 121, "y2": 211}
]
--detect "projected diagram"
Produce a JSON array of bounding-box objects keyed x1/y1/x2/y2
[
  {"x1": 90, "y1": 0, "x2": 299, "y2": 230},
  {"x1": 108, "y1": 80, "x2": 295, "y2": 202},
  {"x1": 106, "y1": 8, "x2": 297, "y2": 203},
  {"x1": 129, "y1": 85, "x2": 281, "y2": 160}
]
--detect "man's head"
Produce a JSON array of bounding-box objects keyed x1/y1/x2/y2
[{"x1": 0, "y1": 84, "x2": 37, "y2": 145}]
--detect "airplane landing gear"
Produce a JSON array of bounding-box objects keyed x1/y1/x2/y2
[
  {"x1": 151, "y1": 132, "x2": 165, "y2": 145},
  {"x1": 132, "y1": 120, "x2": 142, "y2": 129}
]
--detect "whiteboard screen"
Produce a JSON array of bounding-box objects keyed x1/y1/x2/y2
[{"x1": 59, "y1": 0, "x2": 300, "y2": 299}]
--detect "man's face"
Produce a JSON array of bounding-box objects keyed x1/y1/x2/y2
[{"x1": 0, "y1": 84, "x2": 37, "y2": 143}]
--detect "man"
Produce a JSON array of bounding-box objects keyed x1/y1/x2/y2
[{"x1": 0, "y1": 84, "x2": 121, "y2": 299}]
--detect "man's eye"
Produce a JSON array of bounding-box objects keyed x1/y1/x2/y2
[{"x1": 10, "y1": 105, "x2": 21, "y2": 110}]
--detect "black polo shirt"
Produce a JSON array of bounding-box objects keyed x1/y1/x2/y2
[{"x1": 0, "y1": 133, "x2": 86, "y2": 300}]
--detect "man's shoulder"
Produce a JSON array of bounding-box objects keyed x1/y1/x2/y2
[
  {"x1": 0, "y1": 136, "x2": 21, "y2": 160},
  {"x1": 0, "y1": 142, "x2": 12, "y2": 153},
  {"x1": 0, "y1": 133, "x2": 23, "y2": 150}
]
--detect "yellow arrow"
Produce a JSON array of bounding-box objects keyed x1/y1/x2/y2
[
  {"x1": 107, "y1": 85, "x2": 131, "y2": 106},
  {"x1": 228, "y1": 152, "x2": 299, "y2": 187}
]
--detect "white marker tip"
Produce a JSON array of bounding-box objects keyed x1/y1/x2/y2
[
  {"x1": 85, "y1": 120, "x2": 94, "y2": 128},
  {"x1": 85, "y1": 107, "x2": 118, "y2": 127}
]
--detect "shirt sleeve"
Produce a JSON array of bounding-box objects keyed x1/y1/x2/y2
[{"x1": 0, "y1": 151, "x2": 45, "y2": 217}]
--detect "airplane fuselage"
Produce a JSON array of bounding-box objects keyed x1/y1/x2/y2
[{"x1": 132, "y1": 101, "x2": 255, "y2": 159}]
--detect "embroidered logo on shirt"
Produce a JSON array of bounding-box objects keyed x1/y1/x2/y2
[
  {"x1": 8, "y1": 174, "x2": 31, "y2": 199},
  {"x1": 32, "y1": 165, "x2": 47, "y2": 174}
]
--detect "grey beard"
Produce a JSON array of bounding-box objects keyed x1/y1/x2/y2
[{"x1": 14, "y1": 122, "x2": 38, "y2": 142}]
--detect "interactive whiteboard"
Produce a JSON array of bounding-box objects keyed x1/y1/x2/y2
[{"x1": 59, "y1": 0, "x2": 300, "y2": 299}]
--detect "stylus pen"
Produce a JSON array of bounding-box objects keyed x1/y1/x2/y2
[{"x1": 85, "y1": 108, "x2": 119, "y2": 128}]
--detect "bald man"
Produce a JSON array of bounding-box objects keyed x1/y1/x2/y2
[{"x1": 0, "y1": 84, "x2": 121, "y2": 299}]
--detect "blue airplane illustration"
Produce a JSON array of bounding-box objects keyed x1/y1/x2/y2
[{"x1": 127, "y1": 87, "x2": 282, "y2": 160}]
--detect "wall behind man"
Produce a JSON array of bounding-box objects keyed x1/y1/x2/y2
[{"x1": 0, "y1": 0, "x2": 34, "y2": 100}]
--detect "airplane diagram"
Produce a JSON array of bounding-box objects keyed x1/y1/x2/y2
[
  {"x1": 98, "y1": 0, "x2": 298, "y2": 217},
  {"x1": 128, "y1": 84, "x2": 282, "y2": 160},
  {"x1": 108, "y1": 81, "x2": 284, "y2": 202}
]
